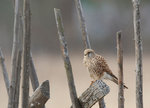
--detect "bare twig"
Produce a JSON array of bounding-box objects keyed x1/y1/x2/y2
[
  {"x1": 79, "y1": 80, "x2": 109, "y2": 108},
  {"x1": 0, "y1": 48, "x2": 9, "y2": 95},
  {"x1": 132, "y1": 0, "x2": 143, "y2": 108},
  {"x1": 117, "y1": 31, "x2": 124, "y2": 108},
  {"x1": 14, "y1": 50, "x2": 22, "y2": 108},
  {"x1": 73, "y1": 0, "x2": 91, "y2": 49},
  {"x1": 6, "y1": 50, "x2": 22, "y2": 108},
  {"x1": 54, "y1": 8, "x2": 81, "y2": 108},
  {"x1": 22, "y1": 0, "x2": 31, "y2": 107},
  {"x1": 28, "y1": 80, "x2": 50, "y2": 108},
  {"x1": 8, "y1": 0, "x2": 22, "y2": 107},
  {"x1": 29, "y1": 53, "x2": 39, "y2": 91}
]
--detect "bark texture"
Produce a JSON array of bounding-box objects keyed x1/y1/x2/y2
[
  {"x1": 22, "y1": 0, "x2": 31, "y2": 107},
  {"x1": 8, "y1": 0, "x2": 22, "y2": 107},
  {"x1": 79, "y1": 80, "x2": 109, "y2": 108},
  {"x1": 132, "y1": 1, "x2": 143, "y2": 108},
  {"x1": 73, "y1": 0, "x2": 91, "y2": 49}
]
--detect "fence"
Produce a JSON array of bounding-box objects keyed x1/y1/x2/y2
[{"x1": 0, "y1": 0, "x2": 143, "y2": 108}]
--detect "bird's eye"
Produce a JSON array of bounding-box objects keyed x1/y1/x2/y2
[{"x1": 88, "y1": 52, "x2": 90, "y2": 54}]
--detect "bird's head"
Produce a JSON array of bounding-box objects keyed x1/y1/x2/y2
[{"x1": 84, "y1": 49, "x2": 95, "y2": 58}]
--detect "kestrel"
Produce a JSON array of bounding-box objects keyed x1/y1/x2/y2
[{"x1": 83, "y1": 49, "x2": 128, "y2": 89}]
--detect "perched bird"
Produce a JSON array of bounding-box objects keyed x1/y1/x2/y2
[{"x1": 83, "y1": 49, "x2": 128, "y2": 89}]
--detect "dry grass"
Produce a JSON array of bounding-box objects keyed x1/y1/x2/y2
[{"x1": 0, "y1": 54, "x2": 150, "y2": 108}]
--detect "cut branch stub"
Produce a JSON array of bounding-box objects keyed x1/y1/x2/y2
[
  {"x1": 28, "y1": 80, "x2": 50, "y2": 108},
  {"x1": 79, "y1": 80, "x2": 110, "y2": 108}
]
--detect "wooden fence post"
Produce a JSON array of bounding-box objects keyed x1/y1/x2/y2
[
  {"x1": 14, "y1": 50, "x2": 22, "y2": 108},
  {"x1": 28, "y1": 80, "x2": 50, "y2": 108},
  {"x1": 73, "y1": 0, "x2": 91, "y2": 49},
  {"x1": 22, "y1": 0, "x2": 31, "y2": 107},
  {"x1": 78, "y1": 80, "x2": 109, "y2": 108},
  {"x1": 8, "y1": 0, "x2": 22, "y2": 107},
  {"x1": 132, "y1": 0, "x2": 143, "y2": 108},
  {"x1": 54, "y1": 8, "x2": 81, "y2": 108}
]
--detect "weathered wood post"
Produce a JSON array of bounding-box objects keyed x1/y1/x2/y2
[
  {"x1": 22, "y1": 0, "x2": 31, "y2": 107},
  {"x1": 8, "y1": 0, "x2": 22, "y2": 107},
  {"x1": 54, "y1": 8, "x2": 81, "y2": 108},
  {"x1": 1, "y1": 49, "x2": 22, "y2": 108},
  {"x1": 132, "y1": 0, "x2": 143, "y2": 108},
  {"x1": 28, "y1": 80, "x2": 50, "y2": 108},
  {"x1": 14, "y1": 50, "x2": 22, "y2": 108},
  {"x1": 117, "y1": 31, "x2": 124, "y2": 108},
  {"x1": 73, "y1": 0, "x2": 91, "y2": 49},
  {"x1": 78, "y1": 80, "x2": 109, "y2": 108}
]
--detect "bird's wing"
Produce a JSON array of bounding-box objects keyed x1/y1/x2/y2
[{"x1": 100, "y1": 56, "x2": 118, "y2": 80}]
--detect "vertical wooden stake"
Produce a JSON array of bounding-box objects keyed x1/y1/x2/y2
[
  {"x1": 73, "y1": 0, "x2": 91, "y2": 49},
  {"x1": 117, "y1": 31, "x2": 124, "y2": 108},
  {"x1": 54, "y1": 8, "x2": 81, "y2": 108},
  {"x1": 22, "y1": 0, "x2": 31, "y2": 107},
  {"x1": 132, "y1": 0, "x2": 143, "y2": 108},
  {"x1": 14, "y1": 50, "x2": 22, "y2": 108},
  {"x1": 8, "y1": 0, "x2": 22, "y2": 107}
]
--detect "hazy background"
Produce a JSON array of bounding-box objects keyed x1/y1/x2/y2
[{"x1": 0, "y1": 0, "x2": 150, "y2": 108}]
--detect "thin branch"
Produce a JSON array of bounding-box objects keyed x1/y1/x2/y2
[
  {"x1": 132, "y1": 1, "x2": 143, "y2": 108},
  {"x1": 7, "y1": 50, "x2": 22, "y2": 108},
  {"x1": 54, "y1": 8, "x2": 81, "y2": 108},
  {"x1": 29, "y1": 53, "x2": 39, "y2": 91},
  {"x1": 28, "y1": 80, "x2": 50, "y2": 108},
  {"x1": 14, "y1": 50, "x2": 22, "y2": 108},
  {"x1": 117, "y1": 31, "x2": 124, "y2": 108},
  {"x1": 8, "y1": 0, "x2": 22, "y2": 107},
  {"x1": 22, "y1": 0, "x2": 31, "y2": 107},
  {"x1": 0, "y1": 48, "x2": 10, "y2": 95},
  {"x1": 73, "y1": 0, "x2": 91, "y2": 49}
]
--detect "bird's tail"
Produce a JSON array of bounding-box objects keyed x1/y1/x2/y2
[{"x1": 111, "y1": 77, "x2": 128, "y2": 89}]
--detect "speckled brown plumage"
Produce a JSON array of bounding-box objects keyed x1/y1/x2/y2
[{"x1": 83, "y1": 49, "x2": 127, "y2": 89}]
